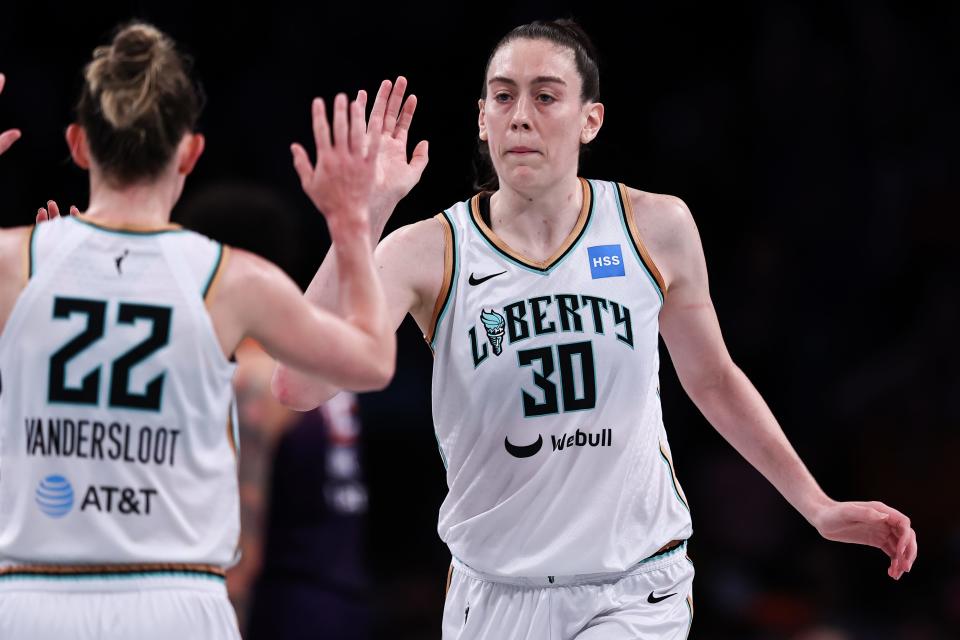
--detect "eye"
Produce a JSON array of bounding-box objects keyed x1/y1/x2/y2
[
  {"x1": 536, "y1": 93, "x2": 556, "y2": 104},
  {"x1": 494, "y1": 92, "x2": 512, "y2": 103}
]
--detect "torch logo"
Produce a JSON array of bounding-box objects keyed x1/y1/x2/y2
[{"x1": 480, "y1": 309, "x2": 506, "y2": 356}]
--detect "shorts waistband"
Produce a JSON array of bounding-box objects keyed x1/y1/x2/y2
[
  {"x1": 451, "y1": 539, "x2": 690, "y2": 588},
  {"x1": 0, "y1": 563, "x2": 227, "y2": 593}
]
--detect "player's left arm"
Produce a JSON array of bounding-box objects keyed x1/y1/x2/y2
[{"x1": 631, "y1": 188, "x2": 917, "y2": 580}]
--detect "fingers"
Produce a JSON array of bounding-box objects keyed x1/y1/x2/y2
[
  {"x1": 290, "y1": 143, "x2": 313, "y2": 188},
  {"x1": 368, "y1": 80, "x2": 392, "y2": 135},
  {"x1": 69, "y1": 206, "x2": 80, "y2": 216},
  {"x1": 0, "y1": 129, "x2": 21, "y2": 155},
  {"x1": 349, "y1": 97, "x2": 365, "y2": 156},
  {"x1": 47, "y1": 200, "x2": 61, "y2": 218},
  {"x1": 311, "y1": 98, "x2": 331, "y2": 153},
  {"x1": 394, "y1": 94, "x2": 418, "y2": 144},
  {"x1": 383, "y1": 75, "x2": 408, "y2": 135},
  {"x1": 886, "y1": 526, "x2": 917, "y2": 580},
  {"x1": 0, "y1": 72, "x2": 5, "y2": 94},
  {"x1": 332, "y1": 93, "x2": 349, "y2": 152},
  {"x1": 36, "y1": 208, "x2": 47, "y2": 223},
  {"x1": 904, "y1": 527, "x2": 917, "y2": 571}
]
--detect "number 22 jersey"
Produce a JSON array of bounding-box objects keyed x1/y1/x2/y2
[
  {"x1": 0, "y1": 215, "x2": 239, "y2": 575},
  {"x1": 429, "y1": 179, "x2": 693, "y2": 578}
]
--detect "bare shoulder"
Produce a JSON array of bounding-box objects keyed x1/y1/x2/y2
[
  {"x1": 375, "y1": 216, "x2": 447, "y2": 325},
  {"x1": 623, "y1": 187, "x2": 703, "y2": 289},
  {"x1": 625, "y1": 187, "x2": 698, "y2": 248},
  {"x1": 378, "y1": 216, "x2": 446, "y2": 257},
  {"x1": 0, "y1": 225, "x2": 33, "y2": 285},
  {"x1": 0, "y1": 225, "x2": 36, "y2": 332},
  {"x1": 218, "y1": 245, "x2": 290, "y2": 295}
]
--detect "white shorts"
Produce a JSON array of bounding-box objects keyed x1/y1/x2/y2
[
  {"x1": 0, "y1": 574, "x2": 240, "y2": 640},
  {"x1": 443, "y1": 541, "x2": 695, "y2": 640}
]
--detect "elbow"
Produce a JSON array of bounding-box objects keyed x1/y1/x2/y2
[
  {"x1": 270, "y1": 366, "x2": 322, "y2": 412},
  {"x1": 359, "y1": 344, "x2": 396, "y2": 392},
  {"x1": 347, "y1": 339, "x2": 396, "y2": 392},
  {"x1": 680, "y1": 358, "x2": 740, "y2": 405}
]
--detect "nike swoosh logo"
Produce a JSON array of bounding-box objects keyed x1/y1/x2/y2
[
  {"x1": 647, "y1": 591, "x2": 677, "y2": 604},
  {"x1": 468, "y1": 271, "x2": 506, "y2": 286}
]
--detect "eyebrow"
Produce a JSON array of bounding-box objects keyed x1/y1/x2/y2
[{"x1": 488, "y1": 75, "x2": 568, "y2": 87}]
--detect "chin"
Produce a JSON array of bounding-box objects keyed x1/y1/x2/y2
[{"x1": 500, "y1": 165, "x2": 550, "y2": 191}]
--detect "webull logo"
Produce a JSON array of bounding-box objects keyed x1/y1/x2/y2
[{"x1": 550, "y1": 428, "x2": 613, "y2": 452}]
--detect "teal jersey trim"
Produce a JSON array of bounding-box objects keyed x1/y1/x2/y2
[
  {"x1": 430, "y1": 210, "x2": 459, "y2": 349},
  {"x1": 613, "y1": 183, "x2": 664, "y2": 305},
  {"x1": 202, "y1": 243, "x2": 225, "y2": 299}
]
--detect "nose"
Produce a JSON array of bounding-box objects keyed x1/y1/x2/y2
[{"x1": 510, "y1": 94, "x2": 532, "y2": 131}]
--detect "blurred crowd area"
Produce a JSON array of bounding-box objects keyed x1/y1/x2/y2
[{"x1": 1, "y1": 1, "x2": 957, "y2": 637}]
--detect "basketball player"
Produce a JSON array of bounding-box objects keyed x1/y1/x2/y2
[
  {"x1": 0, "y1": 22, "x2": 393, "y2": 640},
  {"x1": 274, "y1": 19, "x2": 917, "y2": 640}
]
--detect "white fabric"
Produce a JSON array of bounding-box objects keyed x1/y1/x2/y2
[
  {"x1": 432, "y1": 179, "x2": 693, "y2": 577},
  {"x1": 0, "y1": 216, "x2": 238, "y2": 569}
]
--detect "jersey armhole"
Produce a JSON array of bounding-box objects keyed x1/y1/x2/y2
[
  {"x1": 203, "y1": 244, "x2": 232, "y2": 308},
  {"x1": 616, "y1": 183, "x2": 667, "y2": 300},
  {"x1": 22, "y1": 225, "x2": 37, "y2": 285},
  {"x1": 425, "y1": 212, "x2": 457, "y2": 347}
]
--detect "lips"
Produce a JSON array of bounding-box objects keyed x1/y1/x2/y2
[{"x1": 506, "y1": 146, "x2": 539, "y2": 155}]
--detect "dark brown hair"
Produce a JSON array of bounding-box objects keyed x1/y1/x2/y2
[
  {"x1": 77, "y1": 22, "x2": 204, "y2": 185},
  {"x1": 475, "y1": 19, "x2": 601, "y2": 191}
]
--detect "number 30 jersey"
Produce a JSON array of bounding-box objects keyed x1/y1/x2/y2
[
  {"x1": 0, "y1": 215, "x2": 239, "y2": 572},
  {"x1": 429, "y1": 179, "x2": 693, "y2": 578}
]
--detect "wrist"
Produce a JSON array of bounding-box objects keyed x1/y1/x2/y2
[
  {"x1": 327, "y1": 210, "x2": 372, "y2": 243},
  {"x1": 800, "y1": 492, "x2": 835, "y2": 529}
]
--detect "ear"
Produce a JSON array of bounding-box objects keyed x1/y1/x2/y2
[
  {"x1": 65, "y1": 124, "x2": 91, "y2": 170},
  {"x1": 177, "y1": 133, "x2": 205, "y2": 175},
  {"x1": 580, "y1": 102, "x2": 604, "y2": 144},
  {"x1": 477, "y1": 98, "x2": 488, "y2": 141}
]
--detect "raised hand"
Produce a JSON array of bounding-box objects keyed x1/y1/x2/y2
[
  {"x1": 813, "y1": 500, "x2": 917, "y2": 580},
  {"x1": 36, "y1": 200, "x2": 80, "y2": 224},
  {"x1": 365, "y1": 77, "x2": 429, "y2": 224},
  {"x1": 291, "y1": 93, "x2": 383, "y2": 238},
  {"x1": 0, "y1": 74, "x2": 22, "y2": 156}
]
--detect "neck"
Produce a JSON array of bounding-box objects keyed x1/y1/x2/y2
[
  {"x1": 83, "y1": 170, "x2": 179, "y2": 227},
  {"x1": 489, "y1": 173, "x2": 583, "y2": 244}
]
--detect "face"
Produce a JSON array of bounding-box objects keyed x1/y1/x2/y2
[{"x1": 479, "y1": 38, "x2": 603, "y2": 191}]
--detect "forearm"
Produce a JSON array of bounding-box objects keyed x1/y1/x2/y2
[
  {"x1": 272, "y1": 206, "x2": 395, "y2": 410},
  {"x1": 685, "y1": 363, "x2": 833, "y2": 524},
  {"x1": 304, "y1": 201, "x2": 394, "y2": 312}
]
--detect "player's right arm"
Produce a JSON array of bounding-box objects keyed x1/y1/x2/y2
[
  {"x1": 271, "y1": 77, "x2": 439, "y2": 411},
  {"x1": 214, "y1": 90, "x2": 402, "y2": 393},
  {"x1": 271, "y1": 217, "x2": 445, "y2": 410}
]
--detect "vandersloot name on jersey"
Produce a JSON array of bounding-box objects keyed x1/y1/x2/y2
[{"x1": 25, "y1": 416, "x2": 180, "y2": 466}]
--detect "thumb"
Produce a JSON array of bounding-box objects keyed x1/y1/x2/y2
[
  {"x1": 290, "y1": 143, "x2": 313, "y2": 188},
  {"x1": 410, "y1": 139, "x2": 429, "y2": 176}
]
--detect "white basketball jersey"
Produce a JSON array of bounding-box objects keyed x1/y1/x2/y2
[
  {"x1": 0, "y1": 215, "x2": 239, "y2": 579},
  {"x1": 429, "y1": 179, "x2": 693, "y2": 577}
]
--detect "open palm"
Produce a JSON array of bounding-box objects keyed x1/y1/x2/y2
[{"x1": 364, "y1": 77, "x2": 429, "y2": 222}]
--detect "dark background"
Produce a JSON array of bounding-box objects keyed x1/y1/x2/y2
[{"x1": 1, "y1": 1, "x2": 958, "y2": 638}]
